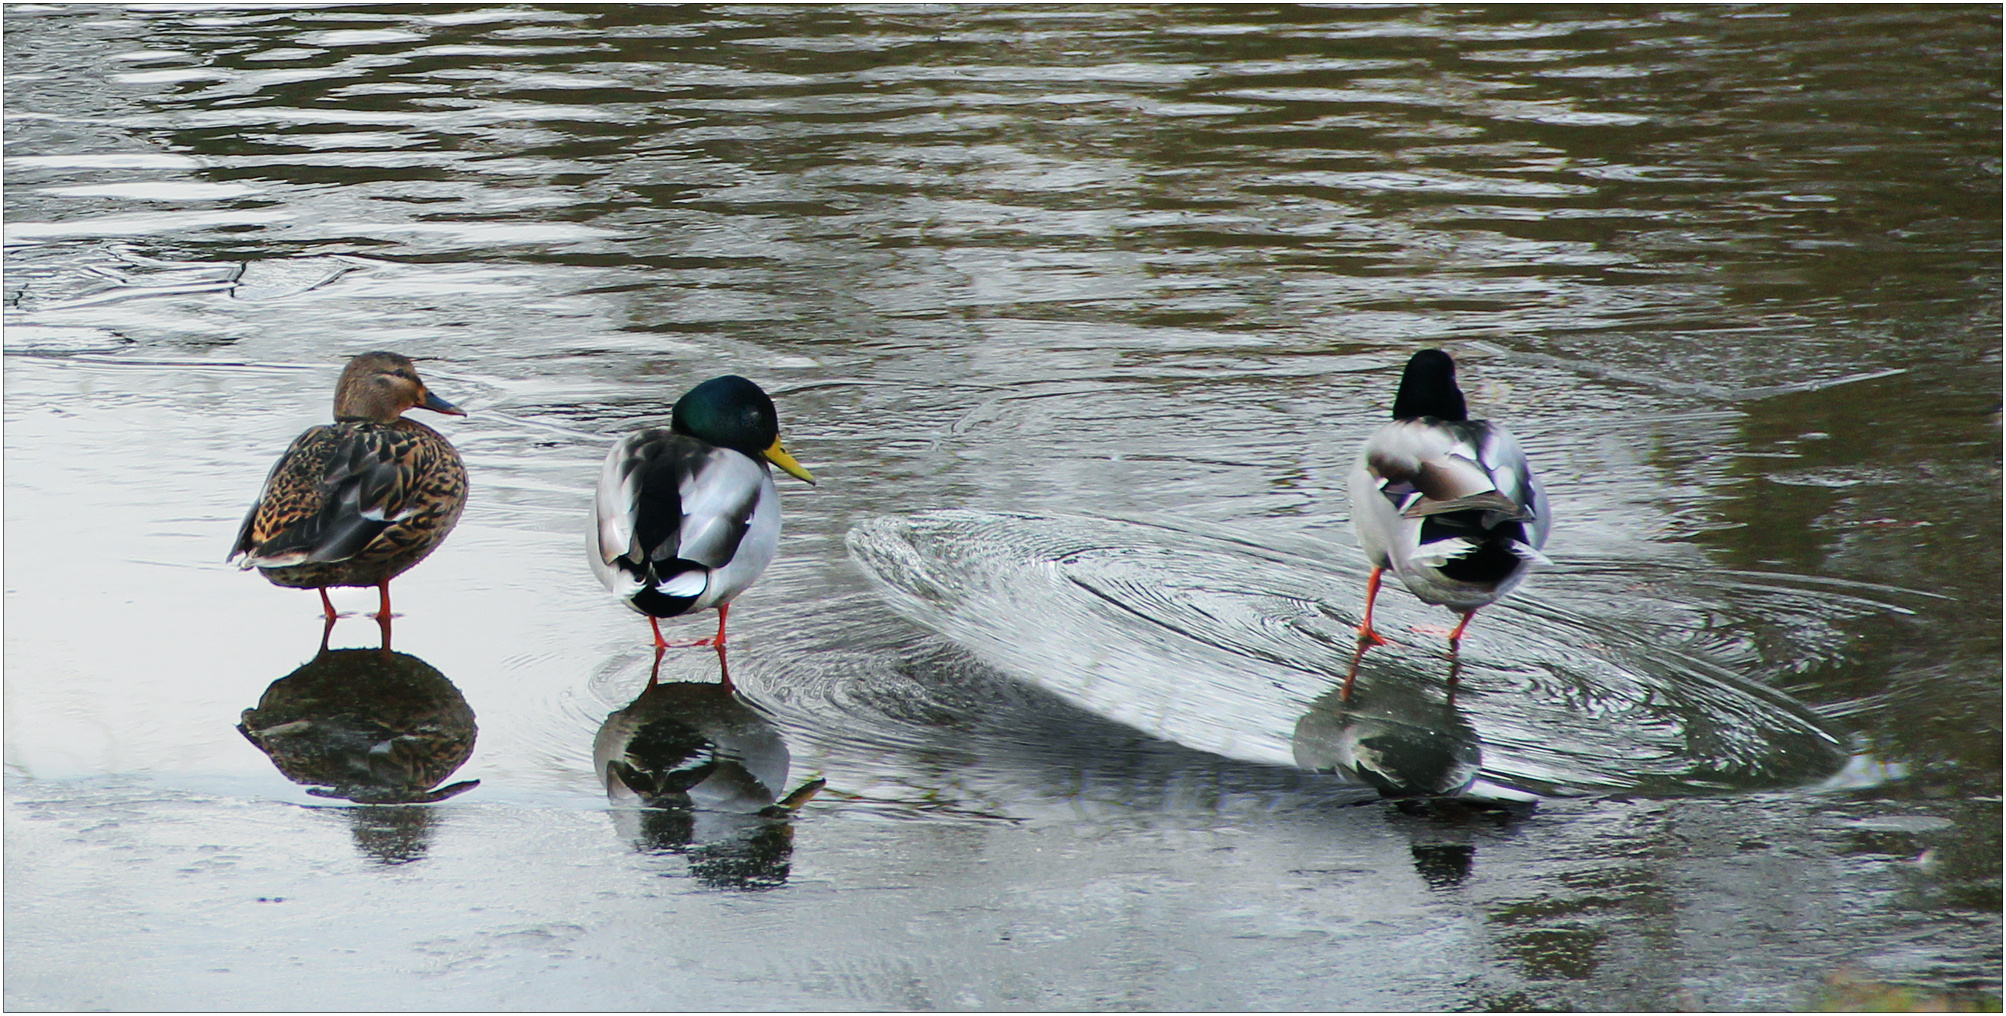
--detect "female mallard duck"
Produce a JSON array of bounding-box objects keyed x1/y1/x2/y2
[
  {"x1": 1348, "y1": 349, "x2": 1549, "y2": 646},
  {"x1": 230, "y1": 352, "x2": 468, "y2": 622},
  {"x1": 591, "y1": 375, "x2": 815, "y2": 649}
]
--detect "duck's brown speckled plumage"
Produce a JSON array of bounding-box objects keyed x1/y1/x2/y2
[
  {"x1": 230, "y1": 352, "x2": 468, "y2": 598},
  {"x1": 234, "y1": 419, "x2": 467, "y2": 588}
]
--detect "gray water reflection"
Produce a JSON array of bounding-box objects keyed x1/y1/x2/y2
[
  {"x1": 4, "y1": 4, "x2": 1998, "y2": 1011},
  {"x1": 594, "y1": 647, "x2": 824, "y2": 891},
  {"x1": 848, "y1": 508, "x2": 1851, "y2": 796},
  {"x1": 238, "y1": 631, "x2": 478, "y2": 795},
  {"x1": 1292, "y1": 642, "x2": 1486, "y2": 801},
  {"x1": 236, "y1": 631, "x2": 480, "y2": 863}
]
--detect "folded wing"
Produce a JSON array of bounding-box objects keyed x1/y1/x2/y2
[
  {"x1": 596, "y1": 430, "x2": 762, "y2": 599},
  {"x1": 232, "y1": 426, "x2": 419, "y2": 568}
]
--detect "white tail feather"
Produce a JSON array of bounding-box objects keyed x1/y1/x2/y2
[
  {"x1": 1410, "y1": 537, "x2": 1478, "y2": 568},
  {"x1": 656, "y1": 569, "x2": 709, "y2": 598}
]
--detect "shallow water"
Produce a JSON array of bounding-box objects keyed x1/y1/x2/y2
[{"x1": 4, "y1": 5, "x2": 1999, "y2": 1011}]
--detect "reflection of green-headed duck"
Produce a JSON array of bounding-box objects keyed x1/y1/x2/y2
[
  {"x1": 1349, "y1": 349, "x2": 1549, "y2": 647},
  {"x1": 238, "y1": 646, "x2": 479, "y2": 805},
  {"x1": 230, "y1": 352, "x2": 468, "y2": 621},
  {"x1": 594, "y1": 667, "x2": 823, "y2": 890},
  {"x1": 594, "y1": 673, "x2": 805, "y2": 814},
  {"x1": 591, "y1": 376, "x2": 815, "y2": 649}
]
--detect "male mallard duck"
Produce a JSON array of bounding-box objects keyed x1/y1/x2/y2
[
  {"x1": 591, "y1": 375, "x2": 815, "y2": 648},
  {"x1": 230, "y1": 352, "x2": 468, "y2": 621},
  {"x1": 1348, "y1": 349, "x2": 1549, "y2": 646}
]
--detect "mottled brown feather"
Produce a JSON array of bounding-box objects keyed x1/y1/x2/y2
[{"x1": 233, "y1": 418, "x2": 466, "y2": 589}]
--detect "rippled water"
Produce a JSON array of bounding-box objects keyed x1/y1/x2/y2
[
  {"x1": 5, "y1": 5, "x2": 1998, "y2": 1011},
  {"x1": 847, "y1": 509, "x2": 1858, "y2": 798}
]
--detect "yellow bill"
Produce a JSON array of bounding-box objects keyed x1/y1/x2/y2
[{"x1": 764, "y1": 438, "x2": 817, "y2": 484}]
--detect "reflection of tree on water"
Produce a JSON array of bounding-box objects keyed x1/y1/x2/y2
[
  {"x1": 238, "y1": 629, "x2": 479, "y2": 863},
  {"x1": 594, "y1": 647, "x2": 824, "y2": 890}
]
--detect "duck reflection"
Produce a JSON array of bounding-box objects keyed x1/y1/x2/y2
[
  {"x1": 1292, "y1": 641, "x2": 1482, "y2": 800},
  {"x1": 238, "y1": 625, "x2": 479, "y2": 862},
  {"x1": 1296, "y1": 642, "x2": 1540, "y2": 888},
  {"x1": 594, "y1": 647, "x2": 824, "y2": 891}
]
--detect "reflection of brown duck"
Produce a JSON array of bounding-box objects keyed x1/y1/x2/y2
[
  {"x1": 229, "y1": 352, "x2": 468, "y2": 622},
  {"x1": 1293, "y1": 642, "x2": 1482, "y2": 800},
  {"x1": 594, "y1": 649, "x2": 823, "y2": 890},
  {"x1": 238, "y1": 646, "x2": 479, "y2": 806}
]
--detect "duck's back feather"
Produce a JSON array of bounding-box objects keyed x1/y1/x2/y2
[
  {"x1": 1350, "y1": 417, "x2": 1547, "y2": 610},
  {"x1": 594, "y1": 428, "x2": 778, "y2": 616},
  {"x1": 232, "y1": 422, "x2": 454, "y2": 570}
]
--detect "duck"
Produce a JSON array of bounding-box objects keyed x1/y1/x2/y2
[
  {"x1": 591, "y1": 375, "x2": 816, "y2": 649},
  {"x1": 1348, "y1": 348, "x2": 1549, "y2": 647},
  {"x1": 230, "y1": 351, "x2": 469, "y2": 622}
]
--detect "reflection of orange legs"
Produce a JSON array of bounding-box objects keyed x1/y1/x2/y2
[
  {"x1": 715, "y1": 642, "x2": 733, "y2": 692},
  {"x1": 1346, "y1": 596, "x2": 1471, "y2": 704},
  {"x1": 1357, "y1": 566, "x2": 1389, "y2": 646},
  {"x1": 651, "y1": 602, "x2": 732, "y2": 649},
  {"x1": 1445, "y1": 641, "x2": 1463, "y2": 706},
  {"x1": 313, "y1": 586, "x2": 393, "y2": 652},
  {"x1": 641, "y1": 635, "x2": 731, "y2": 691},
  {"x1": 1340, "y1": 635, "x2": 1375, "y2": 703}
]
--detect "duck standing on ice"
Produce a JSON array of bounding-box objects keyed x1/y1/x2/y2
[
  {"x1": 230, "y1": 352, "x2": 469, "y2": 624},
  {"x1": 1348, "y1": 349, "x2": 1549, "y2": 647},
  {"x1": 591, "y1": 375, "x2": 816, "y2": 650}
]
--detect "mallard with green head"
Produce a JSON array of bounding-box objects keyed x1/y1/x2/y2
[
  {"x1": 591, "y1": 375, "x2": 816, "y2": 648},
  {"x1": 230, "y1": 352, "x2": 469, "y2": 621}
]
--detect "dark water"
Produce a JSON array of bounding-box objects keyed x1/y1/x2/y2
[{"x1": 4, "y1": 5, "x2": 1998, "y2": 1010}]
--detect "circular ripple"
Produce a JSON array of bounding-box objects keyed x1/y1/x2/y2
[{"x1": 849, "y1": 509, "x2": 1857, "y2": 798}]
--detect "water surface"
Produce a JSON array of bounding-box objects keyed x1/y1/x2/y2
[{"x1": 5, "y1": 5, "x2": 1998, "y2": 1010}]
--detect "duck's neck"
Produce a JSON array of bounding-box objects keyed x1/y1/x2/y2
[
  {"x1": 1391, "y1": 382, "x2": 1466, "y2": 421},
  {"x1": 333, "y1": 392, "x2": 405, "y2": 424}
]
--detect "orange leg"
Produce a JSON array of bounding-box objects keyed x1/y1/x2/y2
[
  {"x1": 715, "y1": 641, "x2": 733, "y2": 692},
  {"x1": 371, "y1": 581, "x2": 393, "y2": 620},
  {"x1": 648, "y1": 616, "x2": 669, "y2": 651},
  {"x1": 652, "y1": 603, "x2": 732, "y2": 649},
  {"x1": 1357, "y1": 566, "x2": 1389, "y2": 646},
  {"x1": 1447, "y1": 610, "x2": 1476, "y2": 645},
  {"x1": 318, "y1": 587, "x2": 338, "y2": 622}
]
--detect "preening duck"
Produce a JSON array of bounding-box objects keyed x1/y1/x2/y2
[
  {"x1": 1348, "y1": 349, "x2": 1549, "y2": 646},
  {"x1": 230, "y1": 351, "x2": 469, "y2": 622},
  {"x1": 591, "y1": 375, "x2": 815, "y2": 649}
]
